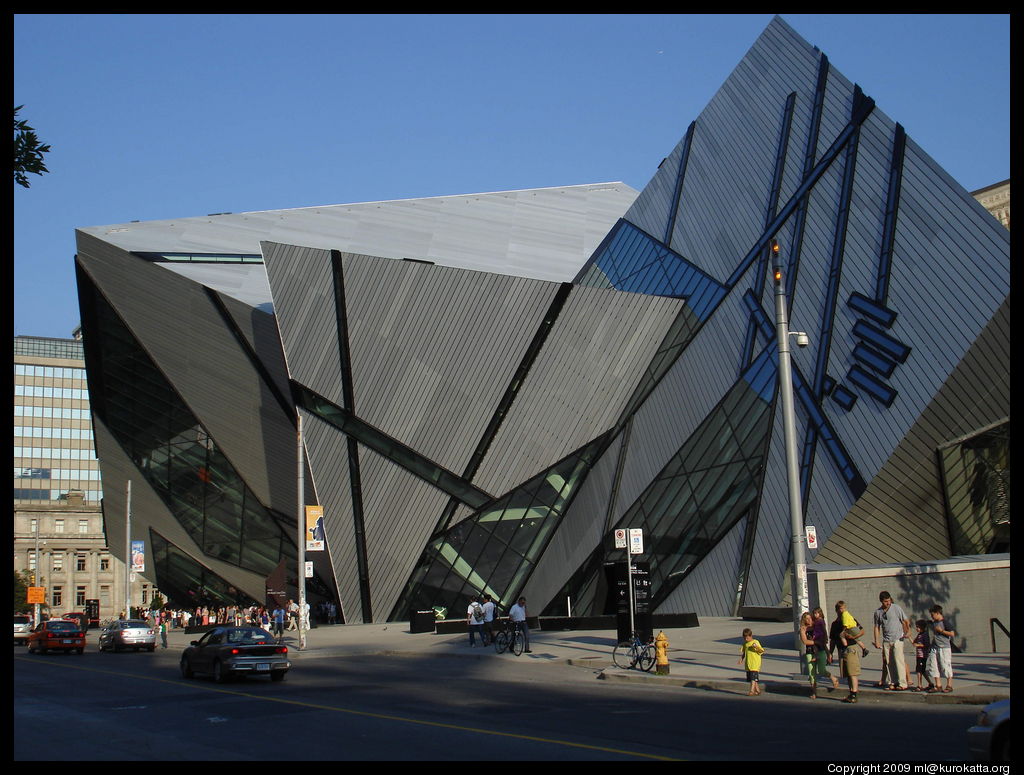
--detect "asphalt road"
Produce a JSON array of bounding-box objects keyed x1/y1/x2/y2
[{"x1": 14, "y1": 646, "x2": 982, "y2": 761}]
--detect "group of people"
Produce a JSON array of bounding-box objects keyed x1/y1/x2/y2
[
  {"x1": 740, "y1": 590, "x2": 957, "y2": 703},
  {"x1": 466, "y1": 594, "x2": 531, "y2": 653},
  {"x1": 132, "y1": 598, "x2": 343, "y2": 636}
]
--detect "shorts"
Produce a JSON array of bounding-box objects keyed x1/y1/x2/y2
[
  {"x1": 842, "y1": 646, "x2": 861, "y2": 677},
  {"x1": 746, "y1": 670, "x2": 760, "y2": 682},
  {"x1": 915, "y1": 656, "x2": 928, "y2": 674}
]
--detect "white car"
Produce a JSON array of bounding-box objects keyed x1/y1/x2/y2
[
  {"x1": 14, "y1": 614, "x2": 33, "y2": 645},
  {"x1": 967, "y1": 699, "x2": 1009, "y2": 761}
]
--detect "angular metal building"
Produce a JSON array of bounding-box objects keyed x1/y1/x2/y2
[{"x1": 75, "y1": 17, "x2": 1009, "y2": 622}]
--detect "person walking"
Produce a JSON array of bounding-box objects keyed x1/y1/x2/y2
[
  {"x1": 466, "y1": 596, "x2": 486, "y2": 647},
  {"x1": 830, "y1": 600, "x2": 866, "y2": 703},
  {"x1": 509, "y1": 596, "x2": 531, "y2": 653},
  {"x1": 272, "y1": 605, "x2": 286, "y2": 641},
  {"x1": 481, "y1": 594, "x2": 496, "y2": 646},
  {"x1": 926, "y1": 604, "x2": 956, "y2": 693},
  {"x1": 801, "y1": 609, "x2": 840, "y2": 698},
  {"x1": 872, "y1": 591, "x2": 910, "y2": 690}
]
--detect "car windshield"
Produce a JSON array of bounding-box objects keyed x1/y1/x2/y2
[
  {"x1": 14, "y1": 616, "x2": 30, "y2": 624},
  {"x1": 225, "y1": 628, "x2": 274, "y2": 644},
  {"x1": 47, "y1": 621, "x2": 78, "y2": 631}
]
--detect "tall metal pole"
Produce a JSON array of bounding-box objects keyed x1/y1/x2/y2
[
  {"x1": 770, "y1": 241, "x2": 810, "y2": 649},
  {"x1": 33, "y1": 517, "x2": 41, "y2": 625},
  {"x1": 125, "y1": 479, "x2": 132, "y2": 619},
  {"x1": 297, "y1": 414, "x2": 307, "y2": 651}
]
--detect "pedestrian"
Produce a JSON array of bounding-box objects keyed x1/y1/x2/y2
[
  {"x1": 872, "y1": 591, "x2": 910, "y2": 690},
  {"x1": 912, "y1": 619, "x2": 934, "y2": 692},
  {"x1": 509, "y1": 596, "x2": 531, "y2": 653},
  {"x1": 830, "y1": 600, "x2": 866, "y2": 703},
  {"x1": 481, "y1": 594, "x2": 496, "y2": 646},
  {"x1": 287, "y1": 599, "x2": 299, "y2": 630},
  {"x1": 466, "y1": 596, "x2": 486, "y2": 647},
  {"x1": 926, "y1": 605, "x2": 956, "y2": 693},
  {"x1": 159, "y1": 620, "x2": 168, "y2": 649},
  {"x1": 801, "y1": 610, "x2": 840, "y2": 698},
  {"x1": 737, "y1": 627, "x2": 765, "y2": 696},
  {"x1": 272, "y1": 605, "x2": 286, "y2": 640}
]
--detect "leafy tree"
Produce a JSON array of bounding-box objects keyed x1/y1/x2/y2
[
  {"x1": 13, "y1": 570, "x2": 33, "y2": 613},
  {"x1": 14, "y1": 105, "x2": 51, "y2": 188}
]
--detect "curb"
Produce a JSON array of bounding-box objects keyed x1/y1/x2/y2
[{"x1": 595, "y1": 668, "x2": 1007, "y2": 704}]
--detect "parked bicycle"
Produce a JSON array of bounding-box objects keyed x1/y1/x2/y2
[
  {"x1": 492, "y1": 617, "x2": 525, "y2": 656},
  {"x1": 613, "y1": 631, "x2": 655, "y2": 671}
]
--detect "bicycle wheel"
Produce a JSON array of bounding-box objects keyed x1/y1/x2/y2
[
  {"x1": 511, "y1": 628, "x2": 525, "y2": 656},
  {"x1": 637, "y1": 644, "x2": 656, "y2": 672},
  {"x1": 612, "y1": 642, "x2": 636, "y2": 669},
  {"x1": 494, "y1": 630, "x2": 509, "y2": 654}
]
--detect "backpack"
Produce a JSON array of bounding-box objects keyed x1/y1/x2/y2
[{"x1": 471, "y1": 602, "x2": 484, "y2": 623}]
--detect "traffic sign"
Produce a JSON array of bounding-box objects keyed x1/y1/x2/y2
[
  {"x1": 806, "y1": 525, "x2": 818, "y2": 550},
  {"x1": 613, "y1": 528, "x2": 627, "y2": 549},
  {"x1": 629, "y1": 528, "x2": 644, "y2": 554}
]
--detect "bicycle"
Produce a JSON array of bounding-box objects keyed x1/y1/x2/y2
[
  {"x1": 493, "y1": 617, "x2": 525, "y2": 656},
  {"x1": 613, "y1": 632, "x2": 655, "y2": 671}
]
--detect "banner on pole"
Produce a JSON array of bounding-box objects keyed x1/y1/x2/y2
[
  {"x1": 305, "y1": 505, "x2": 325, "y2": 551},
  {"x1": 131, "y1": 540, "x2": 145, "y2": 572}
]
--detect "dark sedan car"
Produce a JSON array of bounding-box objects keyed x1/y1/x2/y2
[
  {"x1": 27, "y1": 619, "x2": 86, "y2": 654},
  {"x1": 180, "y1": 626, "x2": 290, "y2": 683}
]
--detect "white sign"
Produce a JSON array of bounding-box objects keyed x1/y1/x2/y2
[
  {"x1": 613, "y1": 528, "x2": 627, "y2": 549},
  {"x1": 805, "y1": 525, "x2": 818, "y2": 550},
  {"x1": 628, "y1": 528, "x2": 644, "y2": 555},
  {"x1": 305, "y1": 561, "x2": 314, "y2": 579}
]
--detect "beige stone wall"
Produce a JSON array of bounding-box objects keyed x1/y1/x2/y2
[{"x1": 971, "y1": 179, "x2": 1010, "y2": 230}]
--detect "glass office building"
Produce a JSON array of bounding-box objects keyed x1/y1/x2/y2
[{"x1": 74, "y1": 17, "x2": 1008, "y2": 622}]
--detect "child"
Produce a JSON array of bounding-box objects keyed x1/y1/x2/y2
[
  {"x1": 838, "y1": 601, "x2": 870, "y2": 658},
  {"x1": 927, "y1": 605, "x2": 956, "y2": 693},
  {"x1": 912, "y1": 619, "x2": 933, "y2": 691},
  {"x1": 738, "y1": 627, "x2": 766, "y2": 696}
]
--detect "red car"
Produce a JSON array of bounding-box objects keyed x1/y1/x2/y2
[{"x1": 27, "y1": 619, "x2": 86, "y2": 654}]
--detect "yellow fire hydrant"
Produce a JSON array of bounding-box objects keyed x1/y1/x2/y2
[{"x1": 655, "y1": 630, "x2": 670, "y2": 675}]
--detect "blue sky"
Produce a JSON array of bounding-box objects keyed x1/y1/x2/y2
[{"x1": 14, "y1": 14, "x2": 1009, "y2": 339}]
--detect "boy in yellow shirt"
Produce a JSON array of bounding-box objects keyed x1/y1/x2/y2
[{"x1": 738, "y1": 627, "x2": 766, "y2": 696}]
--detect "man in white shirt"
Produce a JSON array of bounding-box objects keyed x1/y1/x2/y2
[
  {"x1": 481, "y1": 594, "x2": 496, "y2": 646},
  {"x1": 466, "y1": 596, "x2": 486, "y2": 647},
  {"x1": 509, "y1": 596, "x2": 532, "y2": 653}
]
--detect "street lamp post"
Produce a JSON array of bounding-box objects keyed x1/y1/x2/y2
[
  {"x1": 296, "y1": 414, "x2": 307, "y2": 651},
  {"x1": 770, "y1": 240, "x2": 811, "y2": 649}
]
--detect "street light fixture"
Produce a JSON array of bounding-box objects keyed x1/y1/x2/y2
[{"x1": 770, "y1": 239, "x2": 811, "y2": 650}]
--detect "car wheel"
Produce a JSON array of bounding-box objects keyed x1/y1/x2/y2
[
  {"x1": 213, "y1": 659, "x2": 227, "y2": 683},
  {"x1": 180, "y1": 658, "x2": 194, "y2": 679},
  {"x1": 271, "y1": 671, "x2": 286, "y2": 682}
]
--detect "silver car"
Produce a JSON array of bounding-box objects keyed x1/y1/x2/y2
[
  {"x1": 98, "y1": 619, "x2": 157, "y2": 652},
  {"x1": 967, "y1": 699, "x2": 1010, "y2": 761},
  {"x1": 14, "y1": 614, "x2": 32, "y2": 645}
]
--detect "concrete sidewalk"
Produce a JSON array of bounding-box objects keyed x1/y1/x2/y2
[{"x1": 165, "y1": 617, "x2": 1009, "y2": 705}]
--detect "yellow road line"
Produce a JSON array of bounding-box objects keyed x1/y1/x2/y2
[{"x1": 15, "y1": 656, "x2": 680, "y2": 760}]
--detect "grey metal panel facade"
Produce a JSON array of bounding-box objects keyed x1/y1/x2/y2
[
  {"x1": 522, "y1": 431, "x2": 624, "y2": 606},
  {"x1": 78, "y1": 184, "x2": 639, "y2": 283},
  {"x1": 356, "y1": 447, "x2": 452, "y2": 620},
  {"x1": 75, "y1": 232, "x2": 297, "y2": 516},
  {"x1": 472, "y1": 285, "x2": 683, "y2": 496},
  {"x1": 261, "y1": 242, "x2": 347, "y2": 409},
  {"x1": 816, "y1": 297, "x2": 1011, "y2": 568},
  {"x1": 91, "y1": 413, "x2": 270, "y2": 604},
  {"x1": 300, "y1": 409, "x2": 362, "y2": 623},
  {"x1": 341, "y1": 252, "x2": 557, "y2": 472}
]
